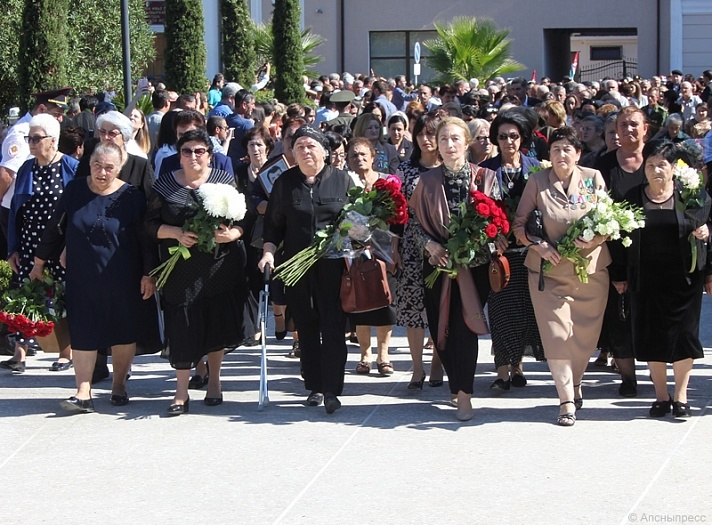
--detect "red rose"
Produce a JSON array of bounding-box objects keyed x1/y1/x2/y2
[
  {"x1": 476, "y1": 203, "x2": 491, "y2": 217},
  {"x1": 485, "y1": 223, "x2": 498, "y2": 239},
  {"x1": 501, "y1": 221, "x2": 511, "y2": 235},
  {"x1": 493, "y1": 216, "x2": 503, "y2": 226}
]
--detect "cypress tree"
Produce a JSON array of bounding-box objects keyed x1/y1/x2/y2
[
  {"x1": 273, "y1": 0, "x2": 304, "y2": 104},
  {"x1": 164, "y1": 0, "x2": 208, "y2": 93},
  {"x1": 18, "y1": 0, "x2": 70, "y2": 111},
  {"x1": 220, "y1": 0, "x2": 256, "y2": 89}
]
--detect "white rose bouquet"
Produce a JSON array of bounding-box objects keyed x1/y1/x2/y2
[
  {"x1": 543, "y1": 190, "x2": 645, "y2": 283},
  {"x1": 674, "y1": 159, "x2": 711, "y2": 272},
  {"x1": 150, "y1": 183, "x2": 247, "y2": 289}
]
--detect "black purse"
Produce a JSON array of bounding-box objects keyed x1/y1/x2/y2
[{"x1": 525, "y1": 209, "x2": 546, "y2": 291}]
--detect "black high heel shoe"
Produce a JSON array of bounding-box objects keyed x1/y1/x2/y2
[
  {"x1": 574, "y1": 383, "x2": 583, "y2": 410},
  {"x1": 167, "y1": 397, "x2": 190, "y2": 416},
  {"x1": 407, "y1": 372, "x2": 426, "y2": 390}
]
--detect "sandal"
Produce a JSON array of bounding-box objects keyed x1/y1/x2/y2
[
  {"x1": 377, "y1": 362, "x2": 394, "y2": 376},
  {"x1": 424, "y1": 340, "x2": 435, "y2": 350},
  {"x1": 355, "y1": 361, "x2": 371, "y2": 374},
  {"x1": 574, "y1": 384, "x2": 583, "y2": 410},
  {"x1": 287, "y1": 340, "x2": 301, "y2": 359},
  {"x1": 557, "y1": 401, "x2": 576, "y2": 427}
]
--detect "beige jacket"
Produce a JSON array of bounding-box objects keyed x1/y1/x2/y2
[{"x1": 513, "y1": 166, "x2": 612, "y2": 276}]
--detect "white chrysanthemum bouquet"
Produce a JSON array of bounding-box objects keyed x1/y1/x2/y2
[
  {"x1": 150, "y1": 183, "x2": 247, "y2": 289},
  {"x1": 674, "y1": 159, "x2": 711, "y2": 272},
  {"x1": 543, "y1": 190, "x2": 645, "y2": 283}
]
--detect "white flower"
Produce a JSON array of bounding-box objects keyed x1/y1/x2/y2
[
  {"x1": 581, "y1": 228, "x2": 595, "y2": 242},
  {"x1": 198, "y1": 183, "x2": 247, "y2": 220},
  {"x1": 621, "y1": 237, "x2": 632, "y2": 248}
]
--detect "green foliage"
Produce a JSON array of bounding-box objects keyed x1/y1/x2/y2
[
  {"x1": 0, "y1": 0, "x2": 23, "y2": 116},
  {"x1": 65, "y1": 0, "x2": 156, "y2": 95},
  {"x1": 18, "y1": 0, "x2": 70, "y2": 111},
  {"x1": 0, "y1": 261, "x2": 12, "y2": 295},
  {"x1": 253, "y1": 22, "x2": 325, "y2": 79},
  {"x1": 423, "y1": 16, "x2": 525, "y2": 84},
  {"x1": 272, "y1": 0, "x2": 304, "y2": 104},
  {"x1": 220, "y1": 0, "x2": 257, "y2": 88},
  {"x1": 165, "y1": 0, "x2": 208, "y2": 93},
  {"x1": 254, "y1": 90, "x2": 275, "y2": 104}
]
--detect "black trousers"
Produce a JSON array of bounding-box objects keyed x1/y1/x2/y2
[
  {"x1": 423, "y1": 262, "x2": 490, "y2": 395},
  {"x1": 286, "y1": 258, "x2": 348, "y2": 396}
]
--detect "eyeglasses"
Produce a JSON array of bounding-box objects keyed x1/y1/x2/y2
[
  {"x1": 180, "y1": 147, "x2": 208, "y2": 158},
  {"x1": 475, "y1": 136, "x2": 490, "y2": 143},
  {"x1": 334, "y1": 152, "x2": 346, "y2": 159},
  {"x1": 24, "y1": 135, "x2": 51, "y2": 144},
  {"x1": 98, "y1": 128, "x2": 122, "y2": 139},
  {"x1": 497, "y1": 132, "x2": 520, "y2": 142}
]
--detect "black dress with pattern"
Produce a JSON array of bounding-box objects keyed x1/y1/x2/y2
[
  {"x1": 13, "y1": 160, "x2": 66, "y2": 343},
  {"x1": 145, "y1": 169, "x2": 252, "y2": 369}
]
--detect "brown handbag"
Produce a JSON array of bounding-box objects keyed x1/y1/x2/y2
[
  {"x1": 489, "y1": 252, "x2": 511, "y2": 292},
  {"x1": 340, "y1": 256, "x2": 392, "y2": 313}
]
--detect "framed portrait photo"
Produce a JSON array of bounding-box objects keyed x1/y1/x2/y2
[{"x1": 258, "y1": 155, "x2": 291, "y2": 196}]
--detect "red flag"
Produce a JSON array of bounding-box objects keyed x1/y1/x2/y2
[
  {"x1": 531, "y1": 70, "x2": 537, "y2": 82},
  {"x1": 569, "y1": 52, "x2": 580, "y2": 78}
]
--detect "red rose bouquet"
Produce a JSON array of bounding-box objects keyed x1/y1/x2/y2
[
  {"x1": 425, "y1": 190, "x2": 509, "y2": 288},
  {"x1": 276, "y1": 175, "x2": 408, "y2": 286},
  {"x1": 0, "y1": 271, "x2": 65, "y2": 338}
]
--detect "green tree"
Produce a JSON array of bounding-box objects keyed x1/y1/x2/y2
[
  {"x1": 65, "y1": 0, "x2": 155, "y2": 95},
  {"x1": 164, "y1": 0, "x2": 207, "y2": 93},
  {"x1": 253, "y1": 23, "x2": 325, "y2": 79},
  {"x1": 18, "y1": 0, "x2": 70, "y2": 111},
  {"x1": 0, "y1": 0, "x2": 23, "y2": 115},
  {"x1": 272, "y1": 0, "x2": 304, "y2": 104},
  {"x1": 220, "y1": 0, "x2": 256, "y2": 88},
  {"x1": 424, "y1": 16, "x2": 525, "y2": 84}
]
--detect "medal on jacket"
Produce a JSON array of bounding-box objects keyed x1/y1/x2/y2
[{"x1": 569, "y1": 194, "x2": 578, "y2": 209}]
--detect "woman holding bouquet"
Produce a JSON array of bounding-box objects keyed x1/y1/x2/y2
[
  {"x1": 480, "y1": 110, "x2": 544, "y2": 391},
  {"x1": 611, "y1": 140, "x2": 711, "y2": 418},
  {"x1": 32, "y1": 142, "x2": 156, "y2": 413},
  {"x1": 410, "y1": 117, "x2": 502, "y2": 421},
  {"x1": 146, "y1": 130, "x2": 251, "y2": 415},
  {"x1": 513, "y1": 127, "x2": 610, "y2": 426},
  {"x1": 258, "y1": 126, "x2": 354, "y2": 414}
]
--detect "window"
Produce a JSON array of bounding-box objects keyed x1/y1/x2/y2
[
  {"x1": 369, "y1": 30, "x2": 437, "y2": 83},
  {"x1": 590, "y1": 46, "x2": 622, "y2": 61}
]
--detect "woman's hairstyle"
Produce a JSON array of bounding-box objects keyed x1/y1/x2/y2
[
  {"x1": 324, "y1": 131, "x2": 347, "y2": 153},
  {"x1": 58, "y1": 127, "x2": 87, "y2": 156},
  {"x1": 347, "y1": 136, "x2": 376, "y2": 157},
  {"x1": 173, "y1": 109, "x2": 206, "y2": 131},
  {"x1": 410, "y1": 112, "x2": 441, "y2": 163},
  {"x1": 91, "y1": 140, "x2": 127, "y2": 167},
  {"x1": 132, "y1": 108, "x2": 151, "y2": 154},
  {"x1": 548, "y1": 126, "x2": 584, "y2": 152},
  {"x1": 642, "y1": 139, "x2": 678, "y2": 164},
  {"x1": 467, "y1": 118, "x2": 490, "y2": 142},
  {"x1": 405, "y1": 101, "x2": 425, "y2": 122},
  {"x1": 281, "y1": 116, "x2": 307, "y2": 138},
  {"x1": 96, "y1": 111, "x2": 133, "y2": 143},
  {"x1": 29, "y1": 113, "x2": 61, "y2": 141},
  {"x1": 241, "y1": 125, "x2": 275, "y2": 155},
  {"x1": 387, "y1": 112, "x2": 408, "y2": 130},
  {"x1": 488, "y1": 109, "x2": 532, "y2": 146},
  {"x1": 176, "y1": 129, "x2": 213, "y2": 155},
  {"x1": 564, "y1": 94, "x2": 579, "y2": 113},
  {"x1": 352, "y1": 113, "x2": 385, "y2": 144},
  {"x1": 665, "y1": 113, "x2": 683, "y2": 127},
  {"x1": 544, "y1": 100, "x2": 567, "y2": 128},
  {"x1": 155, "y1": 110, "x2": 179, "y2": 148},
  {"x1": 210, "y1": 73, "x2": 224, "y2": 89},
  {"x1": 436, "y1": 116, "x2": 471, "y2": 143}
]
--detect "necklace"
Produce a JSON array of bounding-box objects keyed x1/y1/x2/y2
[{"x1": 501, "y1": 166, "x2": 520, "y2": 190}]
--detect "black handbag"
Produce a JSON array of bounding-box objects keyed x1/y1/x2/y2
[{"x1": 525, "y1": 209, "x2": 546, "y2": 291}]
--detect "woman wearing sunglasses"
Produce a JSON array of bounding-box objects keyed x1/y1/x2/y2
[
  {"x1": 1, "y1": 114, "x2": 78, "y2": 374},
  {"x1": 146, "y1": 129, "x2": 252, "y2": 415}
]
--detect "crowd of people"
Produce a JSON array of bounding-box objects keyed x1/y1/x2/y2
[{"x1": 0, "y1": 65, "x2": 710, "y2": 425}]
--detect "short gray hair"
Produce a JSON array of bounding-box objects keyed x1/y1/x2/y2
[
  {"x1": 665, "y1": 113, "x2": 683, "y2": 127},
  {"x1": 29, "y1": 113, "x2": 60, "y2": 140},
  {"x1": 96, "y1": 111, "x2": 133, "y2": 143}
]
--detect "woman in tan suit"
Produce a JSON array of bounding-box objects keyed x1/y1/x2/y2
[{"x1": 513, "y1": 127, "x2": 611, "y2": 426}]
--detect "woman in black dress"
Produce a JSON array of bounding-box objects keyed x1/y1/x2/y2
[
  {"x1": 611, "y1": 139, "x2": 712, "y2": 418},
  {"x1": 32, "y1": 142, "x2": 156, "y2": 413},
  {"x1": 146, "y1": 130, "x2": 251, "y2": 415}
]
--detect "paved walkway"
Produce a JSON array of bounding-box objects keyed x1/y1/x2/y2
[{"x1": 1, "y1": 299, "x2": 711, "y2": 524}]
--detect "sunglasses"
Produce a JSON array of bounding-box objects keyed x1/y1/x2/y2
[
  {"x1": 474, "y1": 136, "x2": 490, "y2": 143},
  {"x1": 24, "y1": 135, "x2": 51, "y2": 144},
  {"x1": 180, "y1": 147, "x2": 208, "y2": 158},
  {"x1": 98, "y1": 128, "x2": 122, "y2": 139},
  {"x1": 497, "y1": 132, "x2": 521, "y2": 142}
]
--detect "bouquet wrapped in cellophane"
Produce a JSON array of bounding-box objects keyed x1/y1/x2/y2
[{"x1": 275, "y1": 175, "x2": 408, "y2": 287}]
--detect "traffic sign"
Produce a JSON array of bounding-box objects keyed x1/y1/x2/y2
[{"x1": 414, "y1": 42, "x2": 421, "y2": 64}]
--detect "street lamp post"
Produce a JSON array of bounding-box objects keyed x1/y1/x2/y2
[{"x1": 120, "y1": 0, "x2": 132, "y2": 104}]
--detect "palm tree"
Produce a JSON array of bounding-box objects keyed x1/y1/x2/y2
[
  {"x1": 252, "y1": 22, "x2": 325, "y2": 78},
  {"x1": 424, "y1": 16, "x2": 525, "y2": 84}
]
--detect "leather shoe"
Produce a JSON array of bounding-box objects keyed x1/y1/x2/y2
[
  {"x1": 110, "y1": 393, "x2": 130, "y2": 407},
  {"x1": 50, "y1": 360, "x2": 73, "y2": 372},
  {"x1": 60, "y1": 396, "x2": 95, "y2": 413},
  {"x1": 305, "y1": 391, "x2": 323, "y2": 406},
  {"x1": 324, "y1": 393, "x2": 341, "y2": 414},
  {"x1": 167, "y1": 398, "x2": 190, "y2": 416},
  {"x1": 511, "y1": 373, "x2": 527, "y2": 388},
  {"x1": 188, "y1": 374, "x2": 209, "y2": 389},
  {"x1": 490, "y1": 378, "x2": 511, "y2": 391},
  {"x1": 672, "y1": 401, "x2": 691, "y2": 418},
  {"x1": 204, "y1": 395, "x2": 223, "y2": 406}
]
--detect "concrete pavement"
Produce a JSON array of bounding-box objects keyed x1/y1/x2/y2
[{"x1": 1, "y1": 299, "x2": 711, "y2": 525}]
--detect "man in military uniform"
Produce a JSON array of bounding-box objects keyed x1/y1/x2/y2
[{"x1": 324, "y1": 90, "x2": 356, "y2": 131}]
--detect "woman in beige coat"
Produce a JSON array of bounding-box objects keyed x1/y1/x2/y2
[{"x1": 513, "y1": 127, "x2": 611, "y2": 426}]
